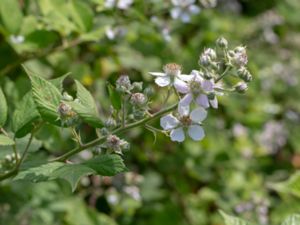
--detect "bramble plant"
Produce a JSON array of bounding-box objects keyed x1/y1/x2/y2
[{"x1": 0, "y1": 37, "x2": 251, "y2": 185}]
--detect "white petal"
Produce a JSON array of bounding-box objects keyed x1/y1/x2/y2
[
  {"x1": 209, "y1": 96, "x2": 218, "y2": 109},
  {"x1": 179, "y1": 93, "x2": 193, "y2": 106},
  {"x1": 171, "y1": 7, "x2": 181, "y2": 19},
  {"x1": 155, "y1": 76, "x2": 171, "y2": 87},
  {"x1": 196, "y1": 94, "x2": 209, "y2": 108},
  {"x1": 174, "y1": 78, "x2": 189, "y2": 93},
  {"x1": 160, "y1": 114, "x2": 179, "y2": 130},
  {"x1": 188, "y1": 125, "x2": 205, "y2": 141},
  {"x1": 188, "y1": 5, "x2": 200, "y2": 14},
  {"x1": 201, "y1": 80, "x2": 214, "y2": 92},
  {"x1": 178, "y1": 103, "x2": 190, "y2": 117},
  {"x1": 177, "y1": 74, "x2": 194, "y2": 82},
  {"x1": 149, "y1": 72, "x2": 167, "y2": 77},
  {"x1": 170, "y1": 127, "x2": 185, "y2": 142},
  {"x1": 181, "y1": 12, "x2": 191, "y2": 23},
  {"x1": 190, "y1": 107, "x2": 207, "y2": 123}
]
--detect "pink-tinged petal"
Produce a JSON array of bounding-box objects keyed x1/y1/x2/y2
[
  {"x1": 201, "y1": 80, "x2": 214, "y2": 92},
  {"x1": 155, "y1": 76, "x2": 171, "y2": 87},
  {"x1": 160, "y1": 114, "x2": 180, "y2": 130},
  {"x1": 179, "y1": 93, "x2": 193, "y2": 106},
  {"x1": 170, "y1": 127, "x2": 185, "y2": 142},
  {"x1": 188, "y1": 125, "x2": 205, "y2": 141},
  {"x1": 174, "y1": 78, "x2": 189, "y2": 93},
  {"x1": 190, "y1": 107, "x2": 207, "y2": 123},
  {"x1": 178, "y1": 103, "x2": 190, "y2": 117},
  {"x1": 149, "y1": 72, "x2": 167, "y2": 77},
  {"x1": 196, "y1": 94, "x2": 209, "y2": 108},
  {"x1": 209, "y1": 96, "x2": 218, "y2": 109},
  {"x1": 177, "y1": 74, "x2": 194, "y2": 82}
]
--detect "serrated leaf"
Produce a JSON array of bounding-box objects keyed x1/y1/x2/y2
[
  {"x1": 271, "y1": 172, "x2": 300, "y2": 198},
  {"x1": 14, "y1": 162, "x2": 64, "y2": 182},
  {"x1": 75, "y1": 80, "x2": 97, "y2": 113},
  {"x1": 219, "y1": 210, "x2": 255, "y2": 225},
  {"x1": 51, "y1": 164, "x2": 95, "y2": 192},
  {"x1": 0, "y1": 87, "x2": 7, "y2": 127},
  {"x1": 50, "y1": 73, "x2": 70, "y2": 92},
  {"x1": 67, "y1": 101, "x2": 103, "y2": 128},
  {"x1": 26, "y1": 67, "x2": 62, "y2": 125},
  {"x1": 282, "y1": 214, "x2": 300, "y2": 225},
  {"x1": 84, "y1": 154, "x2": 126, "y2": 176},
  {"x1": 0, "y1": 0, "x2": 23, "y2": 34},
  {"x1": 0, "y1": 135, "x2": 15, "y2": 146},
  {"x1": 12, "y1": 91, "x2": 41, "y2": 138},
  {"x1": 69, "y1": 0, "x2": 93, "y2": 32},
  {"x1": 107, "y1": 83, "x2": 121, "y2": 110}
]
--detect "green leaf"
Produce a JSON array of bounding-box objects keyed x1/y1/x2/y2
[
  {"x1": 14, "y1": 162, "x2": 64, "y2": 182},
  {"x1": 75, "y1": 80, "x2": 97, "y2": 113},
  {"x1": 67, "y1": 101, "x2": 103, "y2": 128},
  {"x1": 0, "y1": 0, "x2": 23, "y2": 33},
  {"x1": 271, "y1": 172, "x2": 300, "y2": 198},
  {"x1": 0, "y1": 87, "x2": 7, "y2": 127},
  {"x1": 12, "y1": 91, "x2": 41, "y2": 138},
  {"x1": 50, "y1": 73, "x2": 70, "y2": 92},
  {"x1": 51, "y1": 164, "x2": 95, "y2": 192},
  {"x1": 0, "y1": 135, "x2": 15, "y2": 146},
  {"x1": 282, "y1": 214, "x2": 300, "y2": 225},
  {"x1": 84, "y1": 154, "x2": 126, "y2": 176},
  {"x1": 69, "y1": 0, "x2": 93, "y2": 32},
  {"x1": 26, "y1": 67, "x2": 62, "y2": 125},
  {"x1": 219, "y1": 210, "x2": 255, "y2": 225},
  {"x1": 107, "y1": 83, "x2": 122, "y2": 110}
]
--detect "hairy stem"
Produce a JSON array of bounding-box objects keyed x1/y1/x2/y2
[{"x1": 52, "y1": 103, "x2": 178, "y2": 162}]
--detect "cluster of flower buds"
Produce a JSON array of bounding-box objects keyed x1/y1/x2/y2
[
  {"x1": 105, "y1": 134, "x2": 130, "y2": 154},
  {"x1": 57, "y1": 92, "x2": 79, "y2": 127},
  {"x1": 149, "y1": 37, "x2": 252, "y2": 142}
]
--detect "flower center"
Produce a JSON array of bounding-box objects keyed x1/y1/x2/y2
[
  {"x1": 189, "y1": 80, "x2": 202, "y2": 94},
  {"x1": 163, "y1": 63, "x2": 181, "y2": 76},
  {"x1": 180, "y1": 116, "x2": 192, "y2": 126}
]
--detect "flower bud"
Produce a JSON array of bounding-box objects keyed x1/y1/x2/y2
[
  {"x1": 204, "y1": 48, "x2": 217, "y2": 60},
  {"x1": 237, "y1": 67, "x2": 252, "y2": 82},
  {"x1": 100, "y1": 127, "x2": 109, "y2": 135},
  {"x1": 62, "y1": 92, "x2": 73, "y2": 101},
  {"x1": 116, "y1": 75, "x2": 132, "y2": 93},
  {"x1": 58, "y1": 102, "x2": 79, "y2": 126},
  {"x1": 216, "y1": 37, "x2": 228, "y2": 49},
  {"x1": 106, "y1": 135, "x2": 129, "y2": 154},
  {"x1": 199, "y1": 54, "x2": 211, "y2": 66},
  {"x1": 130, "y1": 93, "x2": 147, "y2": 106},
  {"x1": 235, "y1": 82, "x2": 248, "y2": 93},
  {"x1": 105, "y1": 117, "x2": 117, "y2": 129},
  {"x1": 144, "y1": 87, "x2": 154, "y2": 97},
  {"x1": 132, "y1": 82, "x2": 143, "y2": 91},
  {"x1": 231, "y1": 46, "x2": 248, "y2": 68}
]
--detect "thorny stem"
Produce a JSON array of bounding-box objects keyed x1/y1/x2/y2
[{"x1": 52, "y1": 103, "x2": 178, "y2": 162}]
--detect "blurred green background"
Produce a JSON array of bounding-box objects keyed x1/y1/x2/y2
[{"x1": 1, "y1": 0, "x2": 300, "y2": 224}]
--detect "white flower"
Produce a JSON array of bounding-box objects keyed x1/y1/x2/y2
[
  {"x1": 160, "y1": 106, "x2": 207, "y2": 142},
  {"x1": 171, "y1": 0, "x2": 201, "y2": 23},
  {"x1": 149, "y1": 63, "x2": 192, "y2": 93},
  {"x1": 179, "y1": 70, "x2": 219, "y2": 109}
]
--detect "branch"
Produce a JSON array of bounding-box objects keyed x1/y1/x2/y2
[{"x1": 51, "y1": 103, "x2": 178, "y2": 162}]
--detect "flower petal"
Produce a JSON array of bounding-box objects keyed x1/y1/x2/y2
[
  {"x1": 174, "y1": 78, "x2": 189, "y2": 93},
  {"x1": 177, "y1": 74, "x2": 194, "y2": 82},
  {"x1": 178, "y1": 102, "x2": 190, "y2": 117},
  {"x1": 188, "y1": 125, "x2": 205, "y2": 141},
  {"x1": 201, "y1": 80, "x2": 214, "y2": 92},
  {"x1": 149, "y1": 72, "x2": 167, "y2": 77},
  {"x1": 209, "y1": 96, "x2": 218, "y2": 109},
  {"x1": 170, "y1": 127, "x2": 185, "y2": 142},
  {"x1": 179, "y1": 93, "x2": 193, "y2": 106},
  {"x1": 190, "y1": 107, "x2": 207, "y2": 123},
  {"x1": 155, "y1": 76, "x2": 171, "y2": 87},
  {"x1": 196, "y1": 94, "x2": 209, "y2": 108},
  {"x1": 160, "y1": 114, "x2": 179, "y2": 130}
]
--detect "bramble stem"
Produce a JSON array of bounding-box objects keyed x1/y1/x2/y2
[{"x1": 52, "y1": 103, "x2": 178, "y2": 162}]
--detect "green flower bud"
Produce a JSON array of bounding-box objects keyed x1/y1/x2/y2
[
  {"x1": 132, "y1": 82, "x2": 143, "y2": 91},
  {"x1": 216, "y1": 37, "x2": 228, "y2": 49},
  {"x1": 235, "y1": 82, "x2": 248, "y2": 93},
  {"x1": 116, "y1": 75, "x2": 132, "y2": 93},
  {"x1": 105, "y1": 117, "x2": 117, "y2": 129},
  {"x1": 237, "y1": 67, "x2": 252, "y2": 82},
  {"x1": 130, "y1": 93, "x2": 147, "y2": 106}
]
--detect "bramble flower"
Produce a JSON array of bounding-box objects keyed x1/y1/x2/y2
[
  {"x1": 170, "y1": 0, "x2": 201, "y2": 23},
  {"x1": 179, "y1": 70, "x2": 219, "y2": 109},
  {"x1": 160, "y1": 106, "x2": 207, "y2": 142},
  {"x1": 149, "y1": 63, "x2": 191, "y2": 93}
]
